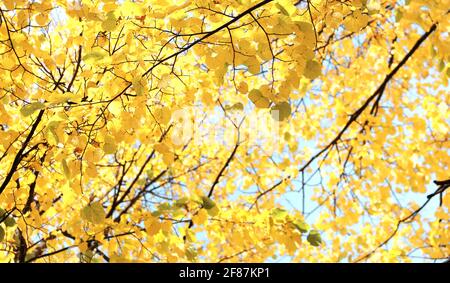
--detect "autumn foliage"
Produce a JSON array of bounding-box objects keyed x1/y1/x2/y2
[{"x1": 0, "y1": 0, "x2": 449, "y2": 263}]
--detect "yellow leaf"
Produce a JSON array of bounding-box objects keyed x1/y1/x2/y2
[
  {"x1": 35, "y1": 13, "x2": 48, "y2": 25},
  {"x1": 132, "y1": 77, "x2": 144, "y2": 96},
  {"x1": 82, "y1": 50, "x2": 106, "y2": 64},
  {"x1": 237, "y1": 82, "x2": 248, "y2": 94},
  {"x1": 103, "y1": 134, "x2": 117, "y2": 154},
  {"x1": 145, "y1": 216, "x2": 161, "y2": 236},
  {"x1": 81, "y1": 202, "x2": 106, "y2": 224},
  {"x1": 243, "y1": 56, "x2": 261, "y2": 75},
  {"x1": 157, "y1": 74, "x2": 171, "y2": 89},
  {"x1": 248, "y1": 89, "x2": 271, "y2": 108},
  {"x1": 275, "y1": 0, "x2": 297, "y2": 16},
  {"x1": 304, "y1": 60, "x2": 321, "y2": 80},
  {"x1": 153, "y1": 106, "x2": 171, "y2": 125},
  {"x1": 61, "y1": 159, "x2": 71, "y2": 179},
  {"x1": 193, "y1": 209, "x2": 208, "y2": 226},
  {"x1": 102, "y1": 12, "x2": 117, "y2": 32},
  {"x1": 20, "y1": 102, "x2": 45, "y2": 117},
  {"x1": 154, "y1": 142, "x2": 175, "y2": 165}
]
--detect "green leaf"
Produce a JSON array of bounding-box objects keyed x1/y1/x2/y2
[
  {"x1": 185, "y1": 246, "x2": 198, "y2": 262},
  {"x1": 271, "y1": 208, "x2": 288, "y2": 220},
  {"x1": 275, "y1": 0, "x2": 297, "y2": 16},
  {"x1": 81, "y1": 202, "x2": 106, "y2": 224},
  {"x1": 206, "y1": 205, "x2": 219, "y2": 216},
  {"x1": 0, "y1": 208, "x2": 14, "y2": 227},
  {"x1": 307, "y1": 230, "x2": 322, "y2": 246},
  {"x1": 158, "y1": 202, "x2": 172, "y2": 211},
  {"x1": 225, "y1": 102, "x2": 244, "y2": 111},
  {"x1": 151, "y1": 210, "x2": 162, "y2": 217},
  {"x1": 20, "y1": 102, "x2": 45, "y2": 117},
  {"x1": 80, "y1": 249, "x2": 95, "y2": 263},
  {"x1": 4, "y1": 216, "x2": 15, "y2": 227},
  {"x1": 0, "y1": 226, "x2": 4, "y2": 242},
  {"x1": 82, "y1": 51, "x2": 106, "y2": 63},
  {"x1": 201, "y1": 196, "x2": 216, "y2": 210},
  {"x1": 175, "y1": 197, "x2": 189, "y2": 207},
  {"x1": 292, "y1": 220, "x2": 309, "y2": 233},
  {"x1": 395, "y1": 10, "x2": 403, "y2": 22},
  {"x1": 46, "y1": 120, "x2": 61, "y2": 144},
  {"x1": 61, "y1": 159, "x2": 71, "y2": 179}
]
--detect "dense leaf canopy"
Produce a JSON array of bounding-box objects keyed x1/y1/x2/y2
[{"x1": 0, "y1": 0, "x2": 448, "y2": 263}]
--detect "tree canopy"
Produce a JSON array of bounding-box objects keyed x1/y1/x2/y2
[{"x1": 0, "y1": 0, "x2": 448, "y2": 263}]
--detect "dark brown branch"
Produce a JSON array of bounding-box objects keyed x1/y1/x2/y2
[
  {"x1": 22, "y1": 170, "x2": 39, "y2": 214},
  {"x1": 105, "y1": 125, "x2": 172, "y2": 218},
  {"x1": 25, "y1": 245, "x2": 76, "y2": 263},
  {"x1": 140, "y1": 0, "x2": 274, "y2": 78},
  {"x1": 66, "y1": 45, "x2": 82, "y2": 92},
  {"x1": 207, "y1": 141, "x2": 239, "y2": 198},
  {"x1": 0, "y1": 109, "x2": 45, "y2": 196},
  {"x1": 355, "y1": 177, "x2": 448, "y2": 262},
  {"x1": 300, "y1": 23, "x2": 437, "y2": 174}
]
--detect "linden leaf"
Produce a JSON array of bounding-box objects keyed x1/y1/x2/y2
[
  {"x1": 201, "y1": 196, "x2": 216, "y2": 210},
  {"x1": 292, "y1": 220, "x2": 309, "y2": 233},
  {"x1": 4, "y1": 0, "x2": 14, "y2": 10},
  {"x1": 206, "y1": 205, "x2": 219, "y2": 216},
  {"x1": 304, "y1": 60, "x2": 321, "y2": 80},
  {"x1": 248, "y1": 89, "x2": 271, "y2": 108},
  {"x1": 20, "y1": 102, "x2": 45, "y2": 117},
  {"x1": 270, "y1": 102, "x2": 291, "y2": 121},
  {"x1": 154, "y1": 142, "x2": 175, "y2": 165},
  {"x1": 153, "y1": 106, "x2": 171, "y2": 125},
  {"x1": 145, "y1": 216, "x2": 161, "y2": 236},
  {"x1": 395, "y1": 10, "x2": 403, "y2": 22},
  {"x1": 103, "y1": 134, "x2": 117, "y2": 155},
  {"x1": 35, "y1": 13, "x2": 48, "y2": 25},
  {"x1": 237, "y1": 82, "x2": 248, "y2": 94},
  {"x1": 81, "y1": 202, "x2": 106, "y2": 224},
  {"x1": 132, "y1": 77, "x2": 144, "y2": 96},
  {"x1": 61, "y1": 159, "x2": 71, "y2": 179},
  {"x1": 0, "y1": 208, "x2": 6, "y2": 218},
  {"x1": 275, "y1": 0, "x2": 297, "y2": 16},
  {"x1": 307, "y1": 230, "x2": 322, "y2": 247},
  {"x1": 225, "y1": 102, "x2": 244, "y2": 111},
  {"x1": 4, "y1": 216, "x2": 15, "y2": 227},
  {"x1": 46, "y1": 120, "x2": 61, "y2": 145},
  {"x1": 175, "y1": 197, "x2": 189, "y2": 207},
  {"x1": 47, "y1": 92, "x2": 78, "y2": 104},
  {"x1": 271, "y1": 208, "x2": 288, "y2": 220},
  {"x1": 82, "y1": 50, "x2": 106, "y2": 63},
  {"x1": 185, "y1": 246, "x2": 198, "y2": 262},
  {"x1": 102, "y1": 12, "x2": 117, "y2": 32},
  {"x1": 157, "y1": 74, "x2": 171, "y2": 89},
  {"x1": 243, "y1": 56, "x2": 261, "y2": 74},
  {"x1": 0, "y1": 226, "x2": 4, "y2": 242},
  {"x1": 193, "y1": 208, "x2": 208, "y2": 225},
  {"x1": 366, "y1": 0, "x2": 381, "y2": 14}
]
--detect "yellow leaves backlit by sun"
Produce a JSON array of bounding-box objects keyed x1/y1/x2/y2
[{"x1": 0, "y1": 0, "x2": 447, "y2": 264}]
